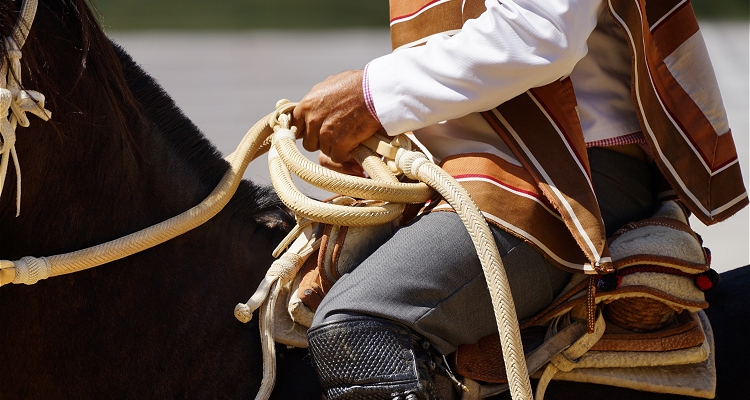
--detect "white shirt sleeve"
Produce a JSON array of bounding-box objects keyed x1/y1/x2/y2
[{"x1": 366, "y1": 0, "x2": 604, "y2": 135}]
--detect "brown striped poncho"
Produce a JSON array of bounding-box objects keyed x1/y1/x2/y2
[{"x1": 388, "y1": 0, "x2": 747, "y2": 275}]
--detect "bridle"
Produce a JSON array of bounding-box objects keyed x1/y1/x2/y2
[{"x1": 0, "y1": 0, "x2": 51, "y2": 217}]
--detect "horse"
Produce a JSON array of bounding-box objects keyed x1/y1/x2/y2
[
  {"x1": 0, "y1": 0, "x2": 319, "y2": 397},
  {"x1": 0, "y1": 1, "x2": 747, "y2": 399}
]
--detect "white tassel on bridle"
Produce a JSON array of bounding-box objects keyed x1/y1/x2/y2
[{"x1": 0, "y1": 0, "x2": 52, "y2": 216}]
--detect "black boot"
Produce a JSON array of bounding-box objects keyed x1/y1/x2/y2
[{"x1": 307, "y1": 316, "x2": 440, "y2": 400}]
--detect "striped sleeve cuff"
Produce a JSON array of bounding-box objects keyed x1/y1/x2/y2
[{"x1": 363, "y1": 62, "x2": 380, "y2": 123}]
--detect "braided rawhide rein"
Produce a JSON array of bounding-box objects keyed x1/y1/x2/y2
[{"x1": 235, "y1": 101, "x2": 533, "y2": 400}]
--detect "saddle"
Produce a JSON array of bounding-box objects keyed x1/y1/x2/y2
[
  {"x1": 271, "y1": 199, "x2": 718, "y2": 399},
  {"x1": 455, "y1": 200, "x2": 718, "y2": 399}
]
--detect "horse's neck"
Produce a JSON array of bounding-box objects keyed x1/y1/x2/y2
[{"x1": 0, "y1": 3, "x2": 292, "y2": 397}]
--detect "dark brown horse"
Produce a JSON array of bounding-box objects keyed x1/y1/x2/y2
[
  {"x1": 0, "y1": 0, "x2": 319, "y2": 398},
  {"x1": 0, "y1": 1, "x2": 747, "y2": 399}
]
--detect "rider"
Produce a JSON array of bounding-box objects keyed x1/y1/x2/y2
[{"x1": 291, "y1": 0, "x2": 748, "y2": 398}]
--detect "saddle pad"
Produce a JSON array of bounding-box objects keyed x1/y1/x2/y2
[
  {"x1": 457, "y1": 310, "x2": 704, "y2": 383},
  {"x1": 524, "y1": 201, "x2": 711, "y2": 328},
  {"x1": 549, "y1": 310, "x2": 716, "y2": 398},
  {"x1": 590, "y1": 310, "x2": 705, "y2": 352},
  {"x1": 455, "y1": 326, "x2": 547, "y2": 384}
]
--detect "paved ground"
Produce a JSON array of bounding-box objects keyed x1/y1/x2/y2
[{"x1": 110, "y1": 22, "x2": 749, "y2": 273}]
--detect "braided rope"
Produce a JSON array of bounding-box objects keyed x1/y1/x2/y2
[
  {"x1": 0, "y1": 109, "x2": 277, "y2": 286},
  {"x1": 268, "y1": 136, "x2": 406, "y2": 226},
  {"x1": 11, "y1": 0, "x2": 37, "y2": 49},
  {"x1": 273, "y1": 136, "x2": 433, "y2": 203},
  {"x1": 397, "y1": 150, "x2": 533, "y2": 400},
  {"x1": 255, "y1": 279, "x2": 280, "y2": 400},
  {"x1": 349, "y1": 146, "x2": 397, "y2": 182}
]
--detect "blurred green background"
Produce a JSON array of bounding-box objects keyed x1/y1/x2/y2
[
  {"x1": 94, "y1": 0, "x2": 748, "y2": 30},
  {"x1": 94, "y1": 0, "x2": 388, "y2": 30}
]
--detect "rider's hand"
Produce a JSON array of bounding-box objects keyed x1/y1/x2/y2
[
  {"x1": 318, "y1": 152, "x2": 366, "y2": 177},
  {"x1": 292, "y1": 70, "x2": 382, "y2": 163}
]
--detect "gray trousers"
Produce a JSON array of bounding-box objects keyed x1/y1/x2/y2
[{"x1": 311, "y1": 148, "x2": 655, "y2": 353}]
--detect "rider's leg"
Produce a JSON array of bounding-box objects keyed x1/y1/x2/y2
[
  {"x1": 307, "y1": 147, "x2": 655, "y2": 399},
  {"x1": 308, "y1": 212, "x2": 566, "y2": 400},
  {"x1": 310, "y1": 212, "x2": 565, "y2": 354}
]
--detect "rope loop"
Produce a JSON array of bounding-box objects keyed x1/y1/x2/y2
[{"x1": 395, "y1": 148, "x2": 430, "y2": 181}]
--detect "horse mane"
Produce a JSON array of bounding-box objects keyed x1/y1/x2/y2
[
  {"x1": 115, "y1": 43, "x2": 290, "y2": 222},
  {"x1": 113, "y1": 43, "x2": 232, "y2": 193}
]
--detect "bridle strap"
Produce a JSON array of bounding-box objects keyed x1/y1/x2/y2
[{"x1": 0, "y1": 0, "x2": 51, "y2": 217}]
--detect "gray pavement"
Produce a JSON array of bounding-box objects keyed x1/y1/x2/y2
[{"x1": 110, "y1": 23, "x2": 749, "y2": 273}]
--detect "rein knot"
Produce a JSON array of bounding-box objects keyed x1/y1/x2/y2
[
  {"x1": 395, "y1": 149, "x2": 430, "y2": 180},
  {"x1": 12, "y1": 256, "x2": 51, "y2": 285},
  {"x1": 234, "y1": 303, "x2": 253, "y2": 324}
]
